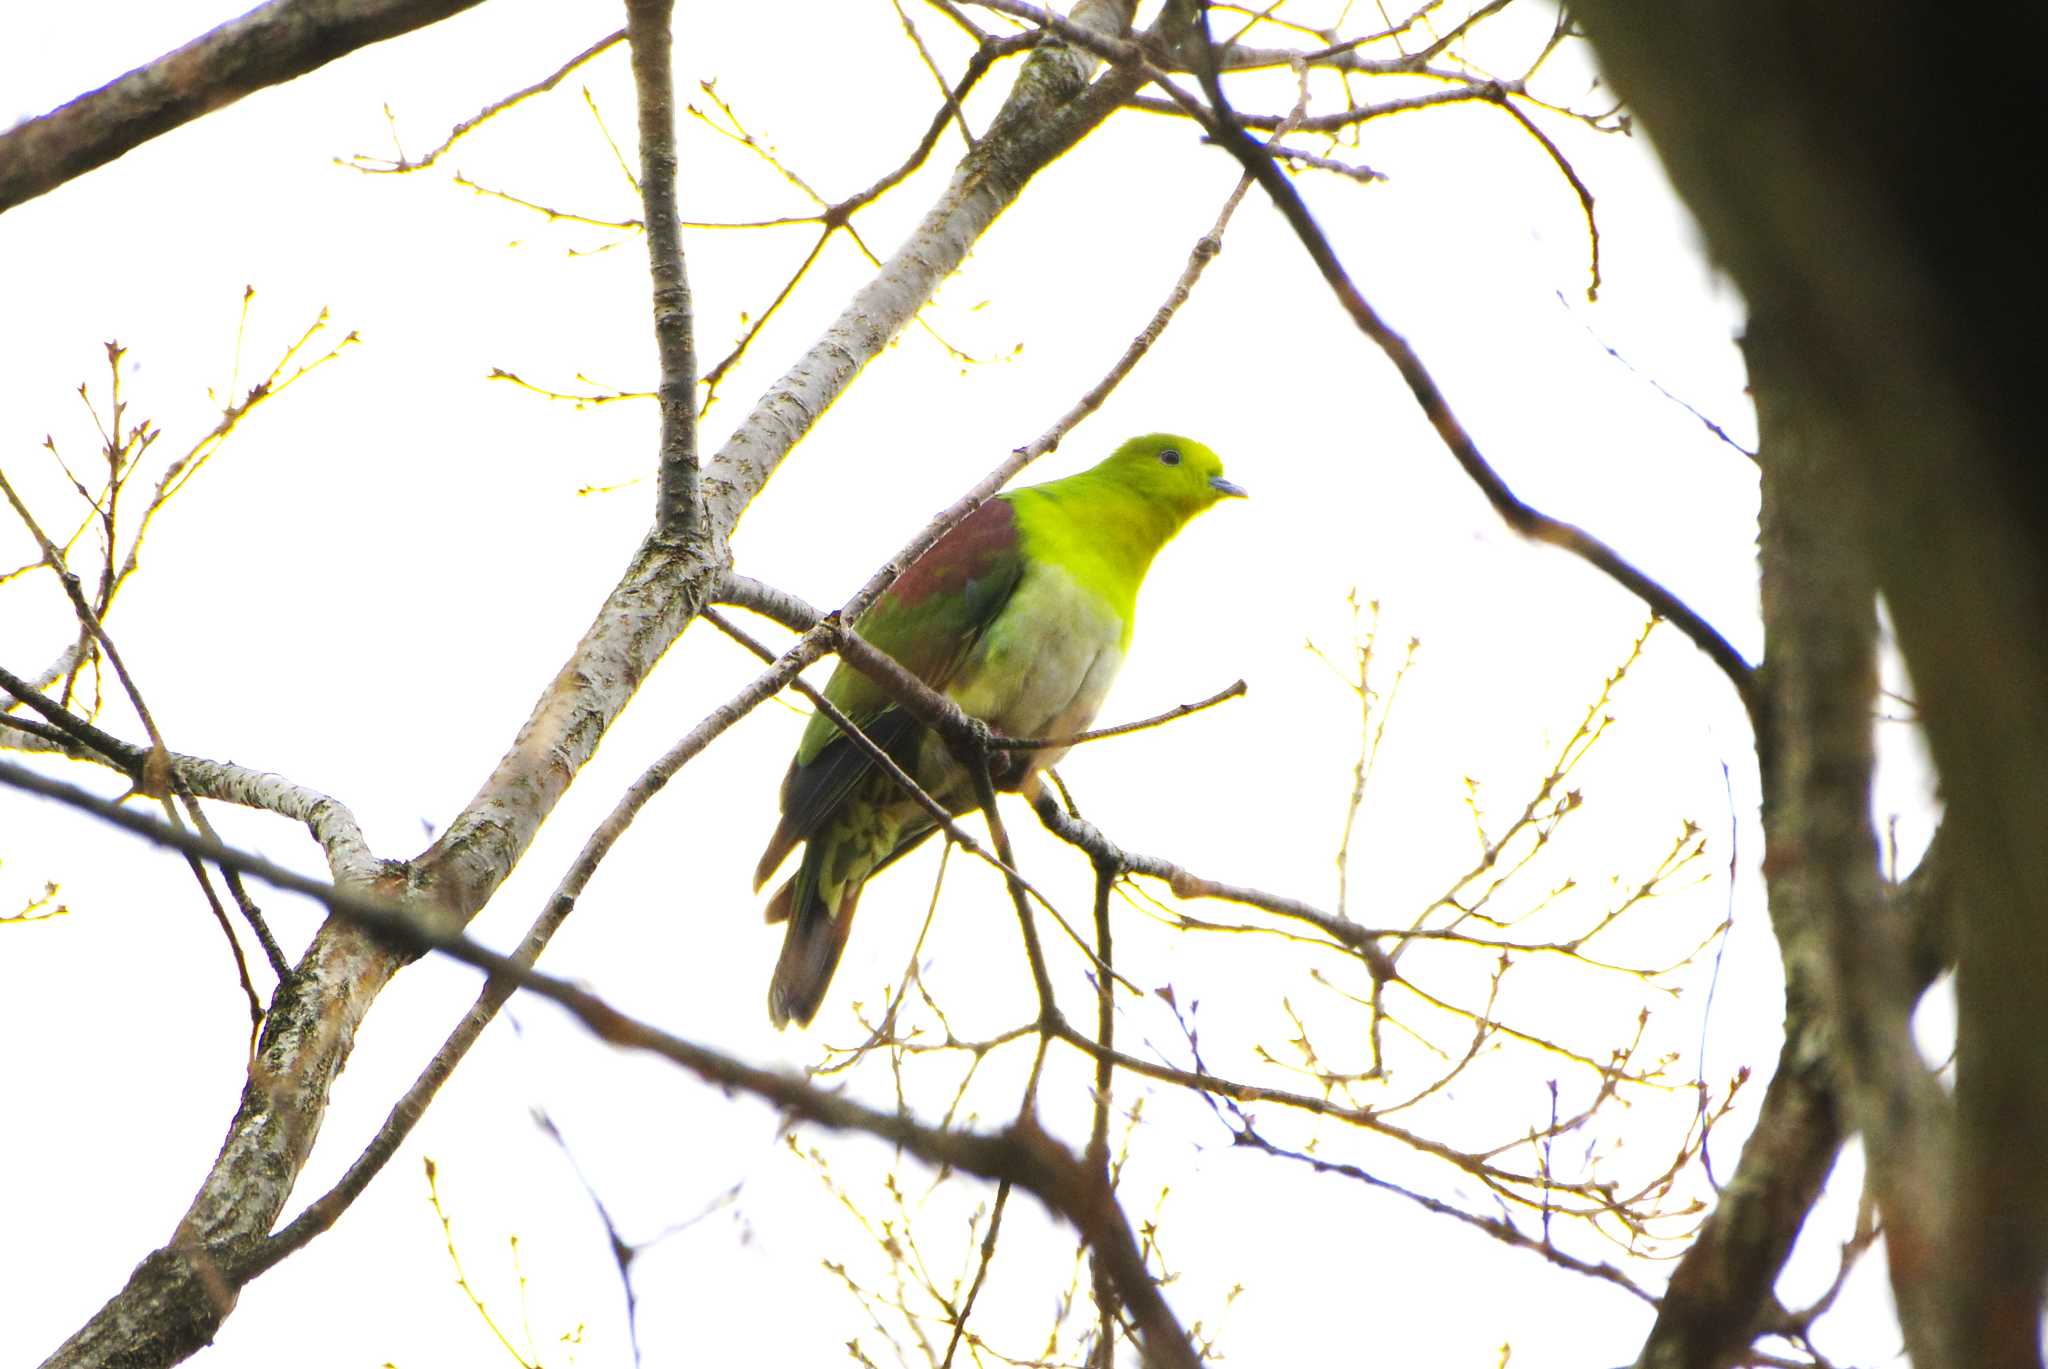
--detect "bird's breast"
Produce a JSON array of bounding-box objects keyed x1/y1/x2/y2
[{"x1": 950, "y1": 562, "x2": 1125, "y2": 769}]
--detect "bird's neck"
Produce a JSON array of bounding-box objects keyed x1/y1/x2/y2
[{"x1": 1008, "y1": 475, "x2": 1190, "y2": 635}]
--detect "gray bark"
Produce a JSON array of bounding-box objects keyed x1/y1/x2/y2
[
  {"x1": 0, "y1": 0, "x2": 494, "y2": 213},
  {"x1": 1574, "y1": 7, "x2": 2048, "y2": 1365}
]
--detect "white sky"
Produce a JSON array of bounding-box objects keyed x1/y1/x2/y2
[{"x1": 0, "y1": 2, "x2": 1934, "y2": 1365}]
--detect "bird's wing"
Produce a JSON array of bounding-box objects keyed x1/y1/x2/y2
[{"x1": 755, "y1": 497, "x2": 1026, "y2": 888}]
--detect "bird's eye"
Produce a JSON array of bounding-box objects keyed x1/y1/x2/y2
[{"x1": 1158, "y1": 448, "x2": 1182, "y2": 466}]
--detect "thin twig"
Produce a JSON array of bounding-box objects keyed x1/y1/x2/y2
[
  {"x1": 423, "y1": 1157, "x2": 537, "y2": 1368},
  {"x1": 1033, "y1": 790, "x2": 1398, "y2": 981},
  {"x1": 1087, "y1": 860, "x2": 1121, "y2": 1365},
  {"x1": 968, "y1": 753, "x2": 1061, "y2": 1035},
  {"x1": 938, "y1": 1180, "x2": 1013, "y2": 1368},
  {"x1": 344, "y1": 30, "x2": 627, "y2": 173},
  {"x1": 0, "y1": 469, "x2": 277, "y2": 1010},
  {"x1": 988, "y1": 680, "x2": 1246, "y2": 751},
  {"x1": 530, "y1": 1106, "x2": 648, "y2": 1366},
  {"x1": 891, "y1": 0, "x2": 980, "y2": 150},
  {"x1": 1487, "y1": 90, "x2": 1601, "y2": 301}
]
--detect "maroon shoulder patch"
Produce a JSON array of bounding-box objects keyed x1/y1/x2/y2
[{"x1": 887, "y1": 498, "x2": 1020, "y2": 609}]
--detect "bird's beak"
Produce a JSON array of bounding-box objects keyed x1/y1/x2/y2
[{"x1": 1209, "y1": 476, "x2": 1249, "y2": 499}]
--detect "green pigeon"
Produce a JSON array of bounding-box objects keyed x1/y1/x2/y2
[{"x1": 756, "y1": 433, "x2": 1246, "y2": 1027}]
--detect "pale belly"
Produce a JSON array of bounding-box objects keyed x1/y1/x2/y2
[{"x1": 942, "y1": 561, "x2": 1125, "y2": 784}]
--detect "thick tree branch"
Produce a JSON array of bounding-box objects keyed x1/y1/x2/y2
[
  {"x1": 1568, "y1": 9, "x2": 2048, "y2": 1363},
  {"x1": 1641, "y1": 1009, "x2": 1840, "y2": 1369},
  {"x1": 1746, "y1": 321, "x2": 1953, "y2": 1366},
  {"x1": 410, "y1": 541, "x2": 720, "y2": 922},
  {"x1": 1635, "y1": 825, "x2": 1953, "y2": 1369},
  {"x1": 15, "y1": 759, "x2": 412, "y2": 1369},
  {"x1": 0, "y1": 0, "x2": 495, "y2": 213},
  {"x1": 169, "y1": 757, "x2": 379, "y2": 885}
]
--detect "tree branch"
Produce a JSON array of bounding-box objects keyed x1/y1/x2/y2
[
  {"x1": 0, "y1": 756, "x2": 1199, "y2": 1369},
  {"x1": 0, "y1": 662, "x2": 375, "y2": 883},
  {"x1": 1747, "y1": 320, "x2": 1954, "y2": 1367},
  {"x1": 1031, "y1": 791, "x2": 1397, "y2": 982},
  {"x1": 0, "y1": 0, "x2": 495, "y2": 213},
  {"x1": 1561, "y1": 11, "x2": 2048, "y2": 1355},
  {"x1": 346, "y1": 29, "x2": 626, "y2": 173},
  {"x1": 624, "y1": 0, "x2": 703, "y2": 540},
  {"x1": 1172, "y1": 8, "x2": 1761, "y2": 734},
  {"x1": 1634, "y1": 826, "x2": 1953, "y2": 1369}
]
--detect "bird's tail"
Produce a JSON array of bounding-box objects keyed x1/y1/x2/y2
[{"x1": 767, "y1": 867, "x2": 861, "y2": 1029}]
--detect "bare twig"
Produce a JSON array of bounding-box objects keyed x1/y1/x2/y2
[
  {"x1": 1555, "y1": 289, "x2": 1758, "y2": 462},
  {"x1": 529, "y1": 1107, "x2": 648, "y2": 1366},
  {"x1": 422, "y1": 1158, "x2": 538, "y2": 1368},
  {"x1": 1, "y1": 470, "x2": 280, "y2": 1007},
  {"x1": 0, "y1": 470, "x2": 171, "y2": 759},
  {"x1": 938, "y1": 1180, "x2": 1013, "y2": 1368},
  {"x1": 345, "y1": 30, "x2": 627, "y2": 173},
  {"x1": 988, "y1": 680, "x2": 1246, "y2": 751},
  {"x1": 891, "y1": 0, "x2": 980, "y2": 150},
  {"x1": 1032, "y1": 791, "x2": 1398, "y2": 981},
  {"x1": 1489, "y1": 93, "x2": 1601, "y2": 301},
  {"x1": 1086, "y1": 861, "x2": 1121, "y2": 1365},
  {"x1": 968, "y1": 751, "x2": 1062, "y2": 1031}
]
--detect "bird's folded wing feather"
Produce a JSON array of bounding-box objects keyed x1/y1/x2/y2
[{"x1": 756, "y1": 499, "x2": 1027, "y2": 886}]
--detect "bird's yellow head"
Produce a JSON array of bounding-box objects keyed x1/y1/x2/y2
[{"x1": 1093, "y1": 433, "x2": 1247, "y2": 519}]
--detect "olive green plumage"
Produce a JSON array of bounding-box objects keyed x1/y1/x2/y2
[{"x1": 757, "y1": 433, "x2": 1245, "y2": 1026}]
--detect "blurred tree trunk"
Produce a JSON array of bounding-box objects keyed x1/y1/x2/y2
[{"x1": 1574, "y1": 7, "x2": 2048, "y2": 1366}]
